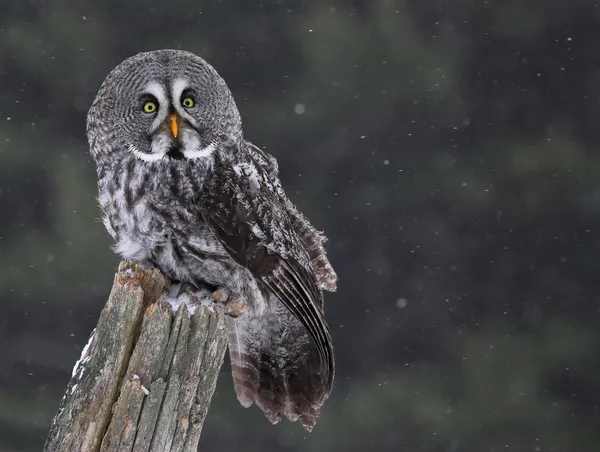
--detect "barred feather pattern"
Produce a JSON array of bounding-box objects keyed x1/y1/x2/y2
[
  {"x1": 86, "y1": 49, "x2": 337, "y2": 431},
  {"x1": 246, "y1": 143, "x2": 338, "y2": 293},
  {"x1": 227, "y1": 293, "x2": 329, "y2": 430}
]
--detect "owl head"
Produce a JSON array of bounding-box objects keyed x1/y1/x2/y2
[{"x1": 87, "y1": 49, "x2": 242, "y2": 164}]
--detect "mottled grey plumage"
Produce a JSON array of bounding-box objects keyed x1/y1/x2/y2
[{"x1": 86, "y1": 49, "x2": 337, "y2": 430}]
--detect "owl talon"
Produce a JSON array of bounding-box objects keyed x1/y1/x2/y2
[
  {"x1": 224, "y1": 299, "x2": 246, "y2": 318},
  {"x1": 212, "y1": 287, "x2": 245, "y2": 318},
  {"x1": 213, "y1": 287, "x2": 231, "y2": 304}
]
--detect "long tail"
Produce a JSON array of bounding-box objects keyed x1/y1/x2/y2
[{"x1": 226, "y1": 294, "x2": 334, "y2": 431}]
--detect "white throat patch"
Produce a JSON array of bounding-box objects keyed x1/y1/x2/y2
[
  {"x1": 179, "y1": 126, "x2": 217, "y2": 160},
  {"x1": 182, "y1": 142, "x2": 217, "y2": 159},
  {"x1": 129, "y1": 142, "x2": 216, "y2": 162},
  {"x1": 129, "y1": 144, "x2": 165, "y2": 162}
]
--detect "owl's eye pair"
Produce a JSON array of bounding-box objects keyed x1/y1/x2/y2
[{"x1": 142, "y1": 97, "x2": 195, "y2": 114}]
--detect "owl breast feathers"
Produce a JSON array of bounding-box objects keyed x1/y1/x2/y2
[{"x1": 86, "y1": 49, "x2": 337, "y2": 430}]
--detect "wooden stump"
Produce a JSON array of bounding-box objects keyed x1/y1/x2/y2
[{"x1": 44, "y1": 261, "x2": 228, "y2": 452}]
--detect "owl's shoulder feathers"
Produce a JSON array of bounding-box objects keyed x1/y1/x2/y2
[
  {"x1": 246, "y1": 142, "x2": 338, "y2": 293},
  {"x1": 198, "y1": 141, "x2": 334, "y2": 376}
]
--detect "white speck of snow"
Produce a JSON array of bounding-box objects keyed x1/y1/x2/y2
[
  {"x1": 179, "y1": 294, "x2": 198, "y2": 315},
  {"x1": 162, "y1": 293, "x2": 184, "y2": 312},
  {"x1": 70, "y1": 384, "x2": 78, "y2": 394},
  {"x1": 71, "y1": 329, "x2": 96, "y2": 378},
  {"x1": 132, "y1": 374, "x2": 140, "y2": 381},
  {"x1": 141, "y1": 385, "x2": 150, "y2": 396},
  {"x1": 160, "y1": 282, "x2": 186, "y2": 312},
  {"x1": 383, "y1": 159, "x2": 390, "y2": 165},
  {"x1": 396, "y1": 298, "x2": 408, "y2": 308},
  {"x1": 294, "y1": 103, "x2": 306, "y2": 115}
]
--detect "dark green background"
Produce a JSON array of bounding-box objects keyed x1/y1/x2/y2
[{"x1": 1, "y1": 1, "x2": 599, "y2": 451}]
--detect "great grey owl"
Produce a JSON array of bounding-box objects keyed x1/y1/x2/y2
[{"x1": 86, "y1": 49, "x2": 337, "y2": 430}]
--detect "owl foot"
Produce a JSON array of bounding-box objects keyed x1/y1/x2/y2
[
  {"x1": 213, "y1": 287, "x2": 230, "y2": 304},
  {"x1": 213, "y1": 287, "x2": 246, "y2": 318},
  {"x1": 224, "y1": 299, "x2": 246, "y2": 318}
]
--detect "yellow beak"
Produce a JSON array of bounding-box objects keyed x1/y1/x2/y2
[{"x1": 168, "y1": 113, "x2": 179, "y2": 138}]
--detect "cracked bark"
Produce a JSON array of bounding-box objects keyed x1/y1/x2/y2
[{"x1": 44, "y1": 261, "x2": 228, "y2": 452}]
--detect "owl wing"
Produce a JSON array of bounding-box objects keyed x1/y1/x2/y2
[
  {"x1": 198, "y1": 149, "x2": 334, "y2": 386},
  {"x1": 246, "y1": 142, "x2": 338, "y2": 294},
  {"x1": 199, "y1": 150, "x2": 334, "y2": 429}
]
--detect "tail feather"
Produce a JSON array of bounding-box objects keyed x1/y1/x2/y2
[{"x1": 226, "y1": 296, "x2": 333, "y2": 431}]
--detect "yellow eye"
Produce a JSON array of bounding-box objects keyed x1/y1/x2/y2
[
  {"x1": 143, "y1": 101, "x2": 157, "y2": 113},
  {"x1": 182, "y1": 97, "x2": 195, "y2": 108}
]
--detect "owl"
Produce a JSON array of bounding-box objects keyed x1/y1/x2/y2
[{"x1": 86, "y1": 49, "x2": 337, "y2": 430}]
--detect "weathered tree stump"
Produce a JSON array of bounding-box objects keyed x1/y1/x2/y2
[{"x1": 44, "y1": 261, "x2": 228, "y2": 452}]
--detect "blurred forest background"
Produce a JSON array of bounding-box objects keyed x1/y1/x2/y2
[{"x1": 1, "y1": 0, "x2": 600, "y2": 451}]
